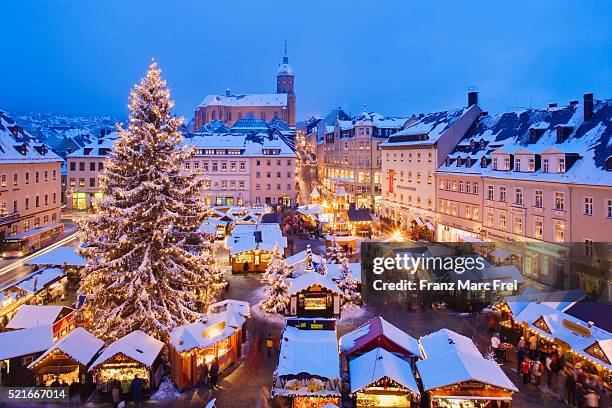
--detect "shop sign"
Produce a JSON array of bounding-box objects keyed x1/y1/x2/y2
[{"x1": 562, "y1": 319, "x2": 591, "y2": 338}]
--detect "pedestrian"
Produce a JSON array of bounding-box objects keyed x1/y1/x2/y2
[
  {"x1": 577, "y1": 382, "x2": 586, "y2": 408},
  {"x1": 266, "y1": 333, "x2": 274, "y2": 358},
  {"x1": 558, "y1": 368, "x2": 567, "y2": 402},
  {"x1": 585, "y1": 389, "x2": 600, "y2": 408},
  {"x1": 111, "y1": 380, "x2": 122, "y2": 408},
  {"x1": 518, "y1": 336, "x2": 526, "y2": 350},
  {"x1": 599, "y1": 387, "x2": 610, "y2": 408},
  {"x1": 491, "y1": 333, "x2": 501, "y2": 360},
  {"x1": 51, "y1": 377, "x2": 61, "y2": 387},
  {"x1": 532, "y1": 359, "x2": 543, "y2": 386},
  {"x1": 517, "y1": 348, "x2": 526, "y2": 374},
  {"x1": 201, "y1": 362, "x2": 209, "y2": 388},
  {"x1": 521, "y1": 357, "x2": 531, "y2": 385},
  {"x1": 131, "y1": 375, "x2": 143, "y2": 406},
  {"x1": 209, "y1": 358, "x2": 219, "y2": 389},
  {"x1": 545, "y1": 354, "x2": 554, "y2": 386},
  {"x1": 567, "y1": 373, "x2": 577, "y2": 407},
  {"x1": 529, "y1": 334, "x2": 538, "y2": 359}
]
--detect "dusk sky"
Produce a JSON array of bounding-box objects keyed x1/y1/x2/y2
[{"x1": 1, "y1": 0, "x2": 611, "y2": 122}]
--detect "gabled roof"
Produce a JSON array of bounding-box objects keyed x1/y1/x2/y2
[
  {"x1": 0, "y1": 325, "x2": 55, "y2": 360},
  {"x1": 89, "y1": 330, "x2": 164, "y2": 370},
  {"x1": 0, "y1": 110, "x2": 62, "y2": 163},
  {"x1": 419, "y1": 328, "x2": 480, "y2": 359},
  {"x1": 288, "y1": 271, "x2": 341, "y2": 296},
  {"x1": 6, "y1": 305, "x2": 73, "y2": 330},
  {"x1": 340, "y1": 316, "x2": 421, "y2": 358},
  {"x1": 198, "y1": 93, "x2": 287, "y2": 108},
  {"x1": 349, "y1": 347, "x2": 420, "y2": 395},
  {"x1": 347, "y1": 207, "x2": 372, "y2": 222},
  {"x1": 29, "y1": 327, "x2": 104, "y2": 368}
]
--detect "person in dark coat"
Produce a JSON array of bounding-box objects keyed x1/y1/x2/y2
[
  {"x1": 201, "y1": 363, "x2": 209, "y2": 387},
  {"x1": 111, "y1": 381, "x2": 122, "y2": 408},
  {"x1": 210, "y1": 359, "x2": 220, "y2": 389},
  {"x1": 567, "y1": 372, "x2": 577, "y2": 406},
  {"x1": 517, "y1": 348, "x2": 526, "y2": 375},
  {"x1": 131, "y1": 375, "x2": 143, "y2": 406}
]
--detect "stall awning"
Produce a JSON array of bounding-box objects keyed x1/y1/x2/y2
[
  {"x1": 413, "y1": 217, "x2": 424, "y2": 225},
  {"x1": 432, "y1": 395, "x2": 513, "y2": 401}
]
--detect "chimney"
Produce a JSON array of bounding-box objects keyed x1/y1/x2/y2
[
  {"x1": 225, "y1": 88, "x2": 231, "y2": 97},
  {"x1": 548, "y1": 103, "x2": 557, "y2": 108},
  {"x1": 569, "y1": 100, "x2": 579, "y2": 106},
  {"x1": 583, "y1": 93, "x2": 594, "y2": 121},
  {"x1": 468, "y1": 91, "x2": 479, "y2": 107}
]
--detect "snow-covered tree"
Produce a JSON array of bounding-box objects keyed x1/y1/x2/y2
[
  {"x1": 260, "y1": 244, "x2": 292, "y2": 314},
  {"x1": 337, "y1": 256, "x2": 361, "y2": 306},
  {"x1": 326, "y1": 239, "x2": 344, "y2": 264},
  {"x1": 77, "y1": 61, "x2": 227, "y2": 342}
]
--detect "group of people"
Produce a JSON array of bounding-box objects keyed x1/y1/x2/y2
[
  {"x1": 111, "y1": 375, "x2": 144, "y2": 408},
  {"x1": 200, "y1": 358, "x2": 220, "y2": 390}
]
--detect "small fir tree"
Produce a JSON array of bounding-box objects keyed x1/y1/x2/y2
[
  {"x1": 337, "y1": 255, "x2": 361, "y2": 306},
  {"x1": 77, "y1": 61, "x2": 227, "y2": 342},
  {"x1": 260, "y1": 244, "x2": 293, "y2": 314},
  {"x1": 326, "y1": 239, "x2": 344, "y2": 264}
]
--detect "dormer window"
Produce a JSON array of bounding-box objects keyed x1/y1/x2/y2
[
  {"x1": 479, "y1": 139, "x2": 486, "y2": 149},
  {"x1": 515, "y1": 158, "x2": 521, "y2": 172},
  {"x1": 480, "y1": 157, "x2": 488, "y2": 168},
  {"x1": 492, "y1": 157, "x2": 498, "y2": 170},
  {"x1": 606, "y1": 156, "x2": 612, "y2": 171},
  {"x1": 470, "y1": 139, "x2": 477, "y2": 149},
  {"x1": 466, "y1": 157, "x2": 472, "y2": 167},
  {"x1": 456, "y1": 157, "x2": 463, "y2": 166},
  {"x1": 504, "y1": 157, "x2": 511, "y2": 170},
  {"x1": 543, "y1": 159, "x2": 549, "y2": 173},
  {"x1": 445, "y1": 156, "x2": 451, "y2": 166},
  {"x1": 528, "y1": 158, "x2": 535, "y2": 172},
  {"x1": 559, "y1": 158, "x2": 566, "y2": 173}
]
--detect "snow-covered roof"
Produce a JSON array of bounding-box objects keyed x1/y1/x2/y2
[
  {"x1": 381, "y1": 107, "x2": 473, "y2": 147},
  {"x1": 197, "y1": 223, "x2": 217, "y2": 235},
  {"x1": 297, "y1": 204, "x2": 324, "y2": 216},
  {"x1": 288, "y1": 271, "x2": 341, "y2": 296},
  {"x1": 6, "y1": 305, "x2": 71, "y2": 330},
  {"x1": 285, "y1": 250, "x2": 325, "y2": 269},
  {"x1": 66, "y1": 132, "x2": 119, "y2": 158},
  {"x1": 25, "y1": 246, "x2": 86, "y2": 267},
  {"x1": 89, "y1": 330, "x2": 164, "y2": 370},
  {"x1": 0, "y1": 110, "x2": 62, "y2": 163},
  {"x1": 326, "y1": 263, "x2": 361, "y2": 283},
  {"x1": 349, "y1": 347, "x2": 420, "y2": 395},
  {"x1": 276, "y1": 325, "x2": 340, "y2": 380},
  {"x1": 189, "y1": 133, "x2": 296, "y2": 158},
  {"x1": 502, "y1": 289, "x2": 584, "y2": 317},
  {"x1": 416, "y1": 348, "x2": 518, "y2": 392},
  {"x1": 340, "y1": 316, "x2": 421, "y2": 358},
  {"x1": 198, "y1": 93, "x2": 287, "y2": 108},
  {"x1": 3, "y1": 267, "x2": 66, "y2": 293},
  {"x1": 0, "y1": 325, "x2": 55, "y2": 360},
  {"x1": 419, "y1": 328, "x2": 481, "y2": 359},
  {"x1": 227, "y1": 223, "x2": 287, "y2": 254},
  {"x1": 29, "y1": 327, "x2": 104, "y2": 368},
  {"x1": 437, "y1": 99, "x2": 612, "y2": 187},
  {"x1": 208, "y1": 299, "x2": 250, "y2": 318}
]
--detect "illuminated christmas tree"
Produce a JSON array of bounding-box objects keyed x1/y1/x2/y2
[
  {"x1": 260, "y1": 244, "x2": 292, "y2": 314},
  {"x1": 337, "y1": 254, "x2": 361, "y2": 306},
  {"x1": 77, "y1": 61, "x2": 227, "y2": 342}
]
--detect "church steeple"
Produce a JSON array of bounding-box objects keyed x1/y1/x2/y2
[
  {"x1": 276, "y1": 42, "x2": 296, "y2": 126},
  {"x1": 282, "y1": 40, "x2": 289, "y2": 64}
]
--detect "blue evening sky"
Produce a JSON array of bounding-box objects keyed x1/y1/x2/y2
[{"x1": 1, "y1": 0, "x2": 611, "y2": 122}]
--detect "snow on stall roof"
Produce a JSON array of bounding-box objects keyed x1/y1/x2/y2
[
  {"x1": 89, "y1": 330, "x2": 164, "y2": 370},
  {"x1": 198, "y1": 93, "x2": 287, "y2": 108},
  {"x1": 349, "y1": 347, "x2": 420, "y2": 395},
  {"x1": 10, "y1": 223, "x2": 63, "y2": 240},
  {"x1": 6, "y1": 267, "x2": 66, "y2": 293},
  {"x1": 208, "y1": 299, "x2": 250, "y2": 318},
  {"x1": 276, "y1": 326, "x2": 340, "y2": 380},
  {"x1": 340, "y1": 316, "x2": 421, "y2": 358},
  {"x1": 26, "y1": 246, "x2": 86, "y2": 267},
  {"x1": 6, "y1": 305, "x2": 69, "y2": 329},
  {"x1": 419, "y1": 328, "x2": 481, "y2": 358},
  {"x1": 29, "y1": 327, "x2": 104, "y2": 368},
  {"x1": 170, "y1": 320, "x2": 236, "y2": 353},
  {"x1": 0, "y1": 325, "x2": 55, "y2": 360},
  {"x1": 324, "y1": 263, "x2": 361, "y2": 283},
  {"x1": 288, "y1": 271, "x2": 341, "y2": 296},
  {"x1": 227, "y1": 223, "x2": 287, "y2": 254},
  {"x1": 416, "y1": 348, "x2": 518, "y2": 392}
]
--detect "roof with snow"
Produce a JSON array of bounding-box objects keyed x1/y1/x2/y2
[
  {"x1": 198, "y1": 93, "x2": 287, "y2": 108},
  {"x1": 349, "y1": 347, "x2": 420, "y2": 396},
  {"x1": 25, "y1": 246, "x2": 86, "y2": 267},
  {"x1": 189, "y1": 133, "x2": 296, "y2": 158},
  {"x1": 285, "y1": 250, "x2": 325, "y2": 275},
  {"x1": 0, "y1": 110, "x2": 62, "y2": 163},
  {"x1": 0, "y1": 325, "x2": 55, "y2": 360},
  {"x1": 29, "y1": 327, "x2": 104, "y2": 368},
  {"x1": 437, "y1": 99, "x2": 612, "y2": 186},
  {"x1": 326, "y1": 262, "x2": 361, "y2": 283},
  {"x1": 340, "y1": 316, "x2": 421, "y2": 358},
  {"x1": 227, "y1": 223, "x2": 287, "y2": 254},
  {"x1": 288, "y1": 271, "x2": 341, "y2": 296},
  {"x1": 6, "y1": 305, "x2": 73, "y2": 330},
  {"x1": 170, "y1": 320, "x2": 237, "y2": 353},
  {"x1": 276, "y1": 325, "x2": 340, "y2": 380},
  {"x1": 89, "y1": 330, "x2": 164, "y2": 370},
  {"x1": 381, "y1": 107, "x2": 473, "y2": 147},
  {"x1": 502, "y1": 289, "x2": 585, "y2": 317},
  {"x1": 419, "y1": 328, "x2": 481, "y2": 359},
  {"x1": 66, "y1": 132, "x2": 119, "y2": 158}
]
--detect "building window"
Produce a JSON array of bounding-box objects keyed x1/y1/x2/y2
[
  {"x1": 555, "y1": 192, "x2": 565, "y2": 211},
  {"x1": 79, "y1": 162, "x2": 85, "y2": 171},
  {"x1": 492, "y1": 157, "x2": 498, "y2": 170},
  {"x1": 458, "y1": 181, "x2": 464, "y2": 192},
  {"x1": 555, "y1": 223, "x2": 565, "y2": 242},
  {"x1": 465, "y1": 206, "x2": 471, "y2": 219},
  {"x1": 535, "y1": 218, "x2": 543, "y2": 239},
  {"x1": 221, "y1": 162, "x2": 227, "y2": 171},
  {"x1": 417, "y1": 153, "x2": 421, "y2": 162},
  {"x1": 499, "y1": 213, "x2": 506, "y2": 230},
  {"x1": 607, "y1": 199, "x2": 612, "y2": 219},
  {"x1": 79, "y1": 178, "x2": 85, "y2": 187},
  {"x1": 13, "y1": 173, "x2": 17, "y2": 186},
  {"x1": 240, "y1": 162, "x2": 246, "y2": 171},
  {"x1": 445, "y1": 180, "x2": 451, "y2": 191},
  {"x1": 98, "y1": 162, "x2": 104, "y2": 171},
  {"x1": 1, "y1": 175, "x2": 6, "y2": 189},
  {"x1": 535, "y1": 190, "x2": 543, "y2": 208},
  {"x1": 452, "y1": 181, "x2": 457, "y2": 191},
  {"x1": 559, "y1": 158, "x2": 566, "y2": 173},
  {"x1": 504, "y1": 157, "x2": 511, "y2": 170},
  {"x1": 70, "y1": 178, "x2": 76, "y2": 187},
  {"x1": 35, "y1": 196, "x2": 40, "y2": 208},
  {"x1": 428, "y1": 152, "x2": 432, "y2": 162},
  {"x1": 584, "y1": 197, "x2": 593, "y2": 216},
  {"x1": 487, "y1": 185, "x2": 494, "y2": 200},
  {"x1": 427, "y1": 173, "x2": 432, "y2": 184},
  {"x1": 439, "y1": 180, "x2": 444, "y2": 190},
  {"x1": 515, "y1": 158, "x2": 521, "y2": 172},
  {"x1": 416, "y1": 172, "x2": 421, "y2": 183},
  {"x1": 499, "y1": 186, "x2": 506, "y2": 202},
  {"x1": 473, "y1": 182, "x2": 478, "y2": 194},
  {"x1": 466, "y1": 182, "x2": 471, "y2": 194},
  {"x1": 90, "y1": 162, "x2": 96, "y2": 171},
  {"x1": 487, "y1": 209, "x2": 494, "y2": 226},
  {"x1": 70, "y1": 162, "x2": 76, "y2": 171},
  {"x1": 584, "y1": 239, "x2": 594, "y2": 257},
  {"x1": 515, "y1": 188, "x2": 523, "y2": 205},
  {"x1": 528, "y1": 158, "x2": 535, "y2": 172},
  {"x1": 514, "y1": 216, "x2": 523, "y2": 234}
]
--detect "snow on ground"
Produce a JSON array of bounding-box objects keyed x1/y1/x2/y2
[{"x1": 150, "y1": 376, "x2": 182, "y2": 401}]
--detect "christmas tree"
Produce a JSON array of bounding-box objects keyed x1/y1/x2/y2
[
  {"x1": 336, "y1": 255, "x2": 361, "y2": 306},
  {"x1": 77, "y1": 61, "x2": 227, "y2": 342},
  {"x1": 326, "y1": 238, "x2": 344, "y2": 264},
  {"x1": 260, "y1": 244, "x2": 293, "y2": 314}
]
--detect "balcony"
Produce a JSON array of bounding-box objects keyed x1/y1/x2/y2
[{"x1": 0, "y1": 213, "x2": 20, "y2": 226}]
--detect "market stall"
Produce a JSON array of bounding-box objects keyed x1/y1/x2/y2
[
  {"x1": 6, "y1": 305, "x2": 75, "y2": 341},
  {"x1": 88, "y1": 330, "x2": 164, "y2": 397},
  {"x1": 0, "y1": 325, "x2": 54, "y2": 386},
  {"x1": 28, "y1": 327, "x2": 104, "y2": 386},
  {"x1": 288, "y1": 271, "x2": 342, "y2": 318},
  {"x1": 349, "y1": 347, "x2": 420, "y2": 408},
  {"x1": 272, "y1": 325, "x2": 341, "y2": 408},
  {"x1": 169, "y1": 299, "x2": 249, "y2": 390},
  {"x1": 226, "y1": 223, "x2": 287, "y2": 273},
  {"x1": 416, "y1": 329, "x2": 518, "y2": 408}
]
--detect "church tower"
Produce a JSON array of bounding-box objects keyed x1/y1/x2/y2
[{"x1": 276, "y1": 42, "x2": 296, "y2": 126}]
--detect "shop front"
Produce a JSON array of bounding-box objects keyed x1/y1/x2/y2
[
  {"x1": 288, "y1": 272, "x2": 342, "y2": 319},
  {"x1": 230, "y1": 248, "x2": 273, "y2": 273}
]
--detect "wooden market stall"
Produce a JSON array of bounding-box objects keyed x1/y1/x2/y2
[
  {"x1": 169, "y1": 299, "x2": 249, "y2": 390},
  {"x1": 0, "y1": 325, "x2": 55, "y2": 386},
  {"x1": 324, "y1": 234, "x2": 359, "y2": 254},
  {"x1": 6, "y1": 304, "x2": 76, "y2": 341},
  {"x1": 227, "y1": 223, "x2": 287, "y2": 273},
  {"x1": 347, "y1": 205, "x2": 373, "y2": 238},
  {"x1": 288, "y1": 271, "x2": 342, "y2": 319},
  {"x1": 88, "y1": 330, "x2": 164, "y2": 398},
  {"x1": 349, "y1": 347, "x2": 421, "y2": 408},
  {"x1": 28, "y1": 327, "x2": 104, "y2": 387},
  {"x1": 272, "y1": 324, "x2": 341, "y2": 408},
  {"x1": 416, "y1": 329, "x2": 518, "y2": 408}
]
